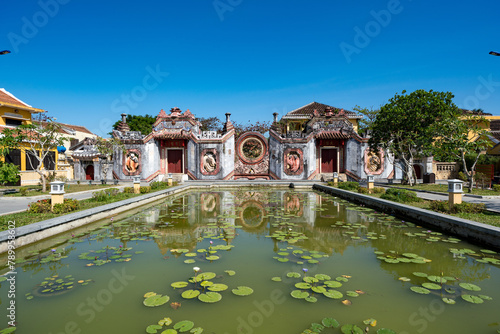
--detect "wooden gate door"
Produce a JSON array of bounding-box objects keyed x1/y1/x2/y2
[
  {"x1": 321, "y1": 149, "x2": 337, "y2": 173},
  {"x1": 167, "y1": 150, "x2": 183, "y2": 173}
]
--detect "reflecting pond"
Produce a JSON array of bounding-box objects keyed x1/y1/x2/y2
[{"x1": 1, "y1": 188, "x2": 500, "y2": 333}]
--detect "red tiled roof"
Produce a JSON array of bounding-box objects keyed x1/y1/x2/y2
[
  {"x1": 0, "y1": 88, "x2": 31, "y2": 107},
  {"x1": 315, "y1": 131, "x2": 351, "y2": 139},
  {"x1": 153, "y1": 131, "x2": 191, "y2": 139},
  {"x1": 285, "y1": 102, "x2": 360, "y2": 118},
  {"x1": 34, "y1": 121, "x2": 95, "y2": 136}
]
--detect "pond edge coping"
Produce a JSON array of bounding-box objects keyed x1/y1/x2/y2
[
  {"x1": 0, "y1": 182, "x2": 312, "y2": 254},
  {"x1": 314, "y1": 184, "x2": 500, "y2": 251}
]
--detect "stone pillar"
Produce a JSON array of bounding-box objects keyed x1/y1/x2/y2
[
  {"x1": 273, "y1": 112, "x2": 278, "y2": 123},
  {"x1": 133, "y1": 176, "x2": 141, "y2": 194},
  {"x1": 225, "y1": 113, "x2": 231, "y2": 123},
  {"x1": 367, "y1": 175, "x2": 374, "y2": 190},
  {"x1": 448, "y1": 179, "x2": 463, "y2": 210},
  {"x1": 50, "y1": 181, "x2": 65, "y2": 210},
  {"x1": 167, "y1": 173, "x2": 173, "y2": 186},
  {"x1": 333, "y1": 172, "x2": 338, "y2": 186}
]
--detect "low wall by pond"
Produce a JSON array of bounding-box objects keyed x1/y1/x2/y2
[{"x1": 314, "y1": 184, "x2": 500, "y2": 251}]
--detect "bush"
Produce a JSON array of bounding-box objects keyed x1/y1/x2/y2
[
  {"x1": 52, "y1": 198, "x2": 80, "y2": 214},
  {"x1": 493, "y1": 184, "x2": 500, "y2": 192},
  {"x1": 458, "y1": 171, "x2": 468, "y2": 182},
  {"x1": 28, "y1": 199, "x2": 52, "y2": 213},
  {"x1": 380, "y1": 188, "x2": 421, "y2": 203},
  {"x1": 357, "y1": 187, "x2": 369, "y2": 194},
  {"x1": 20, "y1": 188, "x2": 28, "y2": 196},
  {"x1": 140, "y1": 186, "x2": 151, "y2": 193},
  {"x1": 123, "y1": 187, "x2": 134, "y2": 193},
  {"x1": 372, "y1": 187, "x2": 386, "y2": 194},
  {"x1": 92, "y1": 188, "x2": 120, "y2": 202},
  {"x1": 429, "y1": 200, "x2": 485, "y2": 214},
  {"x1": 337, "y1": 182, "x2": 360, "y2": 191}
]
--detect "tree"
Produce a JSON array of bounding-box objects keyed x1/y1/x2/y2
[
  {"x1": 94, "y1": 137, "x2": 126, "y2": 182},
  {"x1": 112, "y1": 114, "x2": 156, "y2": 135},
  {"x1": 369, "y1": 90, "x2": 460, "y2": 186},
  {"x1": 0, "y1": 161, "x2": 19, "y2": 187},
  {"x1": 0, "y1": 118, "x2": 66, "y2": 192},
  {"x1": 199, "y1": 117, "x2": 223, "y2": 132},
  {"x1": 353, "y1": 105, "x2": 379, "y2": 135},
  {"x1": 433, "y1": 114, "x2": 491, "y2": 193},
  {"x1": 233, "y1": 120, "x2": 271, "y2": 139}
]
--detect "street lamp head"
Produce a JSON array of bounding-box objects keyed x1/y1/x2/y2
[
  {"x1": 489, "y1": 51, "x2": 500, "y2": 56},
  {"x1": 0, "y1": 50, "x2": 11, "y2": 55}
]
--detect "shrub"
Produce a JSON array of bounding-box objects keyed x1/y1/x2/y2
[
  {"x1": 92, "y1": 188, "x2": 120, "y2": 202},
  {"x1": 429, "y1": 200, "x2": 485, "y2": 214},
  {"x1": 458, "y1": 171, "x2": 468, "y2": 182},
  {"x1": 337, "y1": 181, "x2": 360, "y2": 191},
  {"x1": 140, "y1": 186, "x2": 151, "y2": 193},
  {"x1": 52, "y1": 198, "x2": 80, "y2": 214},
  {"x1": 20, "y1": 188, "x2": 28, "y2": 196},
  {"x1": 372, "y1": 187, "x2": 386, "y2": 194},
  {"x1": 123, "y1": 187, "x2": 134, "y2": 193},
  {"x1": 493, "y1": 184, "x2": 500, "y2": 192},
  {"x1": 357, "y1": 187, "x2": 369, "y2": 194},
  {"x1": 28, "y1": 199, "x2": 52, "y2": 213},
  {"x1": 380, "y1": 188, "x2": 421, "y2": 203}
]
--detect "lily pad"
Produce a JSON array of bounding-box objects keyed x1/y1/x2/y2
[
  {"x1": 442, "y1": 297, "x2": 456, "y2": 304},
  {"x1": 322, "y1": 317, "x2": 339, "y2": 328},
  {"x1": 198, "y1": 292, "x2": 222, "y2": 303},
  {"x1": 412, "y1": 272, "x2": 428, "y2": 278},
  {"x1": 224, "y1": 270, "x2": 236, "y2": 276},
  {"x1": 173, "y1": 320, "x2": 195, "y2": 332},
  {"x1": 287, "y1": 272, "x2": 301, "y2": 278},
  {"x1": 158, "y1": 317, "x2": 173, "y2": 326},
  {"x1": 376, "y1": 329, "x2": 396, "y2": 334},
  {"x1": 325, "y1": 281, "x2": 342, "y2": 288},
  {"x1": 146, "y1": 324, "x2": 163, "y2": 333},
  {"x1": 144, "y1": 294, "x2": 170, "y2": 307},
  {"x1": 305, "y1": 296, "x2": 318, "y2": 303},
  {"x1": 190, "y1": 327, "x2": 203, "y2": 334},
  {"x1": 323, "y1": 290, "x2": 343, "y2": 299},
  {"x1": 208, "y1": 284, "x2": 228, "y2": 292},
  {"x1": 291, "y1": 290, "x2": 309, "y2": 299},
  {"x1": 232, "y1": 286, "x2": 254, "y2": 296},
  {"x1": 181, "y1": 290, "x2": 200, "y2": 299},
  {"x1": 410, "y1": 286, "x2": 431, "y2": 295},
  {"x1": 341, "y1": 324, "x2": 363, "y2": 334},
  {"x1": 422, "y1": 283, "x2": 442, "y2": 290},
  {"x1": 171, "y1": 281, "x2": 189, "y2": 289},
  {"x1": 295, "y1": 282, "x2": 311, "y2": 289},
  {"x1": 459, "y1": 283, "x2": 481, "y2": 291},
  {"x1": 461, "y1": 294, "x2": 483, "y2": 304},
  {"x1": 271, "y1": 277, "x2": 282, "y2": 282}
]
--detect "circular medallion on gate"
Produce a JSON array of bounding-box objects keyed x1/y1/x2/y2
[{"x1": 237, "y1": 132, "x2": 268, "y2": 164}]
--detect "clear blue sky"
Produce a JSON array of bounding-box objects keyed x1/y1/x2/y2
[{"x1": 1, "y1": 0, "x2": 499, "y2": 136}]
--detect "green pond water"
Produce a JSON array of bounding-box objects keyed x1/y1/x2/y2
[{"x1": 1, "y1": 188, "x2": 500, "y2": 334}]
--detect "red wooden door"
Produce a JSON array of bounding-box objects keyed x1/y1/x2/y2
[
  {"x1": 167, "y1": 150, "x2": 183, "y2": 173},
  {"x1": 85, "y1": 165, "x2": 94, "y2": 180},
  {"x1": 321, "y1": 149, "x2": 337, "y2": 173}
]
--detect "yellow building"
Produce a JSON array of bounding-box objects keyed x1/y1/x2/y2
[{"x1": 0, "y1": 88, "x2": 61, "y2": 185}]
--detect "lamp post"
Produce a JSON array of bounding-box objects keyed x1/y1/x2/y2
[
  {"x1": 489, "y1": 51, "x2": 500, "y2": 56},
  {"x1": 0, "y1": 50, "x2": 10, "y2": 55}
]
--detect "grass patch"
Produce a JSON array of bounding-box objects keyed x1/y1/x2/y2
[
  {"x1": 1, "y1": 184, "x2": 121, "y2": 197},
  {"x1": 0, "y1": 185, "x2": 174, "y2": 231},
  {"x1": 387, "y1": 183, "x2": 500, "y2": 196}
]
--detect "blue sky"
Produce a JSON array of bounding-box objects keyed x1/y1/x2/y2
[{"x1": 1, "y1": 0, "x2": 499, "y2": 136}]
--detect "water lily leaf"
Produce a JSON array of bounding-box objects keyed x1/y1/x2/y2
[
  {"x1": 198, "y1": 292, "x2": 222, "y2": 303},
  {"x1": 291, "y1": 290, "x2": 309, "y2": 299},
  {"x1": 144, "y1": 294, "x2": 170, "y2": 307},
  {"x1": 185, "y1": 253, "x2": 197, "y2": 257},
  {"x1": 363, "y1": 318, "x2": 377, "y2": 327},
  {"x1": 232, "y1": 286, "x2": 254, "y2": 296},
  {"x1": 286, "y1": 272, "x2": 301, "y2": 278},
  {"x1": 403, "y1": 253, "x2": 419, "y2": 258},
  {"x1": 346, "y1": 291, "x2": 359, "y2": 297},
  {"x1": 190, "y1": 327, "x2": 203, "y2": 334},
  {"x1": 459, "y1": 283, "x2": 481, "y2": 291},
  {"x1": 427, "y1": 276, "x2": 447, "y2": 284},
  {"x1": 184, "y1": 259, "x2": 196, "y2": 264},
  {"x1": 340, "y1": 324, "x2": 362, "y2": 333},
  {"x1": 312, "y1": 286, "x2": 327, "y2": 294},
  {"x1": 277, "y1": 257, "x2": 289, "y2": 262},
  {"x1": 305, "y1": 296, "x2": 317, "y2": 303},
  {"x1": 412, "y1": 272, "x2": 428, "y2": 278},
  {"x1": 198, "y1": 272, "x2": 216, "y2": 281},
  {"x1": 478, "y1": 294, "x2": 492, "y2": 301},
  {"x1": 200, "y1": 281, "x2": 213, "y2": 287},
  {"x1": 324, "y1": 281, "x2": 342, "y2": 288},
  {"x1": 422, "y1": 283, "x2": 442, "y2": 290},
  {"x1": 399, "y1": 277, "x2": 411, "y2": 282},
  {"x1": 174, "y1": 320, "x2": 194, "y2": 332},
  {"x1": 206, "y1": 255, "x2": 219, "y2": 261},
  {"x1": 160, "y1": 330, "x2": 177, "y2": 334},
  {"x1": 445, "y1": 288, "x2": 456, "y2": 294},
  {"x1": 376, "y1": 329, "x2": 396, "y2": 334},
  {"x1": 303, "y1": 277, "x2": 319, "y2": 284},
  {"x1": 271, "y1": 277, "x2": 282, "y2": 282},
  {"x1": 208, "y1": 284, "x2": 228, "y2": 292},
  {"x1": 322, "y1": 317, "x2": 339, "y2": 328},
  {"x1": 295, "y1": 282, "x2": 312, "y2": 289},
  {"x1": 311, "y1": 323, "x2": 324, "y2": 332},
  {"x1": 336, "y1": 277, "x2": 349, "y2": 282},
  {"x1": 323, "y1": 290, "x2": 343, "y2": 299},
  {"x1": 158, "y1": 317, "x2": 173, "y2": 326},
  {"x1": 0, "y1": 329, "x2": 16, "y2": 334},
  {"x1": 410, "y1": 286, "x2": 431, "y2": 295},
  {"x1": 146, "y1": 324, "x2": 163, "y2": 333},
  {"x1": 224, "y1": 270, "x2": 236, "y2": 276},
  {"x1": 181, "y1": 290, "x2": 200, "y2": 299},
  {"x1": 461, "y1": 294, "x2": 483, "y2": 304},
  {"x1": 442, "y1": 297, "x2": 456, "y2": 304},
  {"x1": 171, "y1": 281, "x2": 189, "y2": 289}
]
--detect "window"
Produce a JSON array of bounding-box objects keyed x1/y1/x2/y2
[
  {"x1": 43, "y1": 151, "x2": 56, "y2": 171},
  {"x1": 5, "y1": 149, "x2": 21, "y2": 167},
  {"x1": 25, "y1": 151, "x2": 39, "y2": 171},
  {"x1": 5, "y1": 118, "x2": 23, "y2": 127}
]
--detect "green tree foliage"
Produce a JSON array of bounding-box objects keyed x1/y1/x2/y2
[
  {"x1": 112, "y1": 114, "x2": 156, "y2": 135},
  {"x1": 233, "y1": 120, "x2": 271, "y2": 139},
  {"x1": 198, "y1": 117, "x2": 223, "y2": 132},
  {"x1": 433, "y1": 115, "x2": 491, "y2": 193},
  {"x1": 353, "y1": 105, "x2": 379, "y2": 135},
  {"x1": 369, "y1": 90, "x2": 460, "y2": 186},
  {"x1": 0, "y1": 161, "x2": 19, "y2": 187},
  {"x1": 0, "y1": 118, "x2": 66, "y2": 192}
]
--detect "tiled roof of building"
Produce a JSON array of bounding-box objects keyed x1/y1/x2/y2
[
  {"x1": 0, "y1": 88, "x2": 44, "y2": 112},
  {"x1": 34, "y1": 121, "x2": 96, "y2": 136},
  {"x1": 490, "y1": 119, "x2": 500, "y2": 131},
  {"x1": 315, "y1": 131, "x2": 352, "y2": 139},
  {"x1": 284, "y1": 102, "x2": 361, "y2": 119},
  {"x1": 460, "y1": 108, "x2": 492, "y2": 116}
]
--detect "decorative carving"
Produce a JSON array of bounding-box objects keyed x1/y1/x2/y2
[
  {"x1": 200, "y1": 131, "x2": 221, "y2": 139},
  {"x1": 201, "y1": 193, "x2": 219, "y2": 217},
  {"x1": 200, "y1": 148, "x2": 220, "y2": 176},
  {"x1": 364, "y1": 148, "x2": 384, "y2": 175},
  {"x1": 284, "y1": 192, "x2": 304, "y2": 217},
  {"x1": 123, "y1": 149, "x2": 141, "y2": 176},
  {"x1": 283, "y1": 148, "x2": 304, "y2": 176}
]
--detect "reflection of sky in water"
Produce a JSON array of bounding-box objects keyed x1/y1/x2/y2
[{"x1": 0, "y1": 189, "x2": 499, "y2": 334}]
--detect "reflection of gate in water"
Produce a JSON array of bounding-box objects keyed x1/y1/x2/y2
[
  {"x1": 239, "y1": 201, "x2": 265, "y2": 228},
  {"x1": 234, "y1": 132, "x2": 270, "y2": 180}
]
